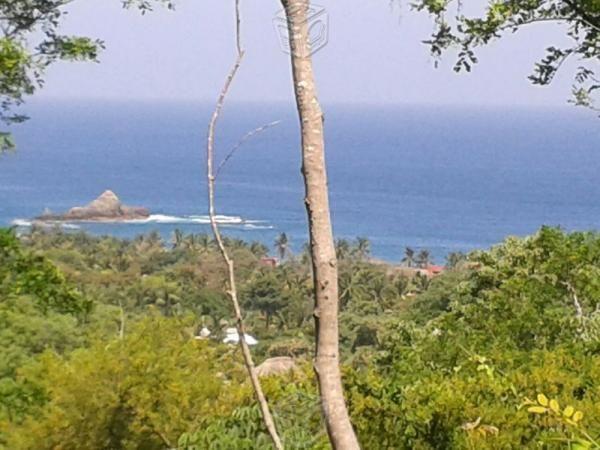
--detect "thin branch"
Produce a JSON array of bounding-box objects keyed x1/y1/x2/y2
[
  {"x1": 235, "y1": 0, "x2": 242, "y2": 55},
  {"x1": 564, "y1": 0, "x2": 600, "y2": 32},
  {"x1": 495, "y1": 17, "x2": 571, "y2": 33},
  {"x1": 205, "y1": 1, "x2": 284, "y2": 449},
  {"x1": 118, "y1": 297, "x2": 125, "y2": 340},
  {"x1": 491, "y1": 16, "x2": 600, "y2": 35},
  {"x1": 565, "y1": 282, "x2": 584, "y2": 320},
  {"x1": 544, "y1": 46, "x2": 580, "y2": 85},
  {"x1": 579, "y1": 17, "x2": 600, "y2": 32},
  {"x1": 216, "y1": 120, "x2": 282, "y2": 178},
  {"x1": 139, "y1": 414, "x2": 173, "y2": 448},
  {"x1": 154, "y1": 429, "x2": 172, "y2": 449}
]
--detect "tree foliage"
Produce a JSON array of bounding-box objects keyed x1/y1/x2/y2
[
  {"x1": 0, "y1": 228, "x2": 90, "y2": 315},
  {"x1": 0, "y1": 1, "x2": 101, "y2": 128},
  {"x1": 348, "y1": 227, "x2": 600, "y2": 448},
  {"x1": 4, "y1": 227, "x2": 600, "y2": 448},
  {"x1": 414, "y1": 0, "x2": 600, "y2": 112},
  {"x1": 4, "y1": 316, "x2": 250, "y2": 449},
  {"x1": 0, "y1": 0, "x2": 173, "y2": 151}
]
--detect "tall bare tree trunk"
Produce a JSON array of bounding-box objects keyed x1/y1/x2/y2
[{"x1": 281, "y1": 1, "x2": 360, "y2": 448}]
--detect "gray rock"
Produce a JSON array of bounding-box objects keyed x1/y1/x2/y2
[
  {"x1": 256, "y1": 357, "x2": 297, "y2": 377},
  {"x1": 38, "y1": 190, "x2": 150, "y2": 222}
]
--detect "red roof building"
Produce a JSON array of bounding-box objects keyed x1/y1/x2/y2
[{"x1": 259, "y1": 257, "x2": 279, "y2": 268}]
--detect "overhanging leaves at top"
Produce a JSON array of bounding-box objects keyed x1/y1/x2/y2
[{"x1": 414, "y1": 0, "x2": 600, "y2": 112}]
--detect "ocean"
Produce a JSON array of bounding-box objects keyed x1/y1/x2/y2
[{"x1": 1, "y1": 100, "x2": 599, "y2": 263}]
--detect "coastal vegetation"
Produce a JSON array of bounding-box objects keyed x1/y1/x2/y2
[
  {"x1": 1, "y1": 225, "x2": 599, "y2": 448},
  {"x1": 1, "y1": 0, "x2": 599, "y2": 448}
]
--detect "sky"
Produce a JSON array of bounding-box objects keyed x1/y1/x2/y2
[{"x1": 37, "y1": 0, "x2": 577, "y2": 107}]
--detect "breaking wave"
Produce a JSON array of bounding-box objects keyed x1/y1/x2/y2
[
  {"x1": 243, "y1": 223, "x2": 274, "y2": 230},
  {"x1": 11, "y1": 215, "x2": 271, "y2": 230},
  {"x1": 11, "y1": 219, "x2": 32, "y2": 227},
  {"x1": 124, "y1": 214, "x2": 245, "y2": 225},
  {"x1": 11, "y1": 219, "x2": 81, "y2": 230},
  {"x1": 130, "y1": 215, "x2": 273, "y2": 229}
]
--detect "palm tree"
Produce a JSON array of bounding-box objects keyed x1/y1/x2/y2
[
  {"x1": 171, "y1": 229, "x2": 184, "y2": 249},
  {"x1": 335, "y1": 239, "x2": 351, "y2": 261},
  {"x1": 249, "y1": 241, "x2": 269, "y2": 258},
  {"x1": 110, "y1": 247, "x2": 132, "y2": 272},
  {"x1": 184, "y1": 233, "x2": 198, "y2": 250},
  {"x1": 274, "y1": 232, "x2": 289, "y2": 261},
  {"x1": 446, "y1": 251, "x2": 466, "y2": 269},
  {"x1": 402, "y1": 247, "x2": 416, "y2": 267},
  {"x1": 229, "y1": 238, "x2": 247, "y2": 251},
  {"x1": 146, "y1": 231, "x2": 163, "y2": 248},
  {"x1": 355, "y1": 237, "x2": 371, "y2": 260},
  {"x1": 197, "y1": 234, "x2": 212, "y2": 252},
  {"x1": 414, "y1": 271, "x2": 431, "y2": 292},
  {"x1": 416, "y1": 249, "x2": 433, "y2": 269},
  {"x1": 394, "y1": 274, "x2": 410, "y2": 297},
  {"x1": 339, "y1": 268, "x2": 367, "y2": 307},
  {"x1": 300, "y1": 242, "x2": 311, "y2": 265},
  {"x1": 366, "y1": 271, "x2": 387, "y2": 303}
]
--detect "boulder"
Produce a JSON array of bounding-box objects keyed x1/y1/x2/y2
[{"x1": 256, "y1": 357, "x2": 297, "y2": 377}]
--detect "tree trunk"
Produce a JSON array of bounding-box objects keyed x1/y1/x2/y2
[
  {"x1": 281, "y1": 1, "x2": 360, "y2": 448},
  {"x1": 118, "y1": 298, "x2": 125, "y2": 340}
]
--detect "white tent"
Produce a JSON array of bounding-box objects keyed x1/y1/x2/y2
[{"x1": 223, "y1": 329, "x2": 258, "y2": 346}]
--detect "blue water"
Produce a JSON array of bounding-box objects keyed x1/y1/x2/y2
[{"x1": 1, "y1": 100, "x2": 599, "y2": 263}]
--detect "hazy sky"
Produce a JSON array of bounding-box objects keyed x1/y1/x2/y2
[{"x1": 38, "y1": 0, "x2": 576, "y2": 107}]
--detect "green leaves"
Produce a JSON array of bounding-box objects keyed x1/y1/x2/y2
[
  {"x1": 0, "y1": 228, "x2": 92, "y2": 316},
  {"x1": 5, "y1": 226, "x2": 600, "y2": 448},
  {"x1": 122, "y1": 0, "x2": 176, "y2": 13},
  {"x1": 40, "y1": 36, "x2": 104, "y2": 61},
  {"x1": 414, "y1": 0, "x2": 600, "y2": 113},
  {"x1": 346, "y1": 227, "x2": 600, "y2": 448},
  {"x1": 0, "y1": 0, "x2": 174, "y2": 144},
  {"x1": 572, "y1": 440, "x2": 594, "y2": 450},
  {"x1": 523, "y1": 393, "x2": 597, "y2": 447},
  {"x1": 3, "y1": 316, "x2": 250, "y2": 449},
  {"x1": 0, "y1": 38, "x2": 30, "y2": 79},
  {"x1": 0, "y1": 37, "x2": 34, "y2": 128},
  {"x1": 527, "y1": 406, "x2": 548, "y2": 414},
  {"x1": 0, "y1": 132, "x2": 15, "y2": 152}
]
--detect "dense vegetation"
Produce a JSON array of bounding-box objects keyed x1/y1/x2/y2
[{"x1": 1, "y1": 226, "x2": 599, "y2": 448}]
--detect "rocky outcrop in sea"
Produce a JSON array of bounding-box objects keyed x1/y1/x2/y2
[{"x1": 37, "y1": 190, "x2": 150, "y2": 222}]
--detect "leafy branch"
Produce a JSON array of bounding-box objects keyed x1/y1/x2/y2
[{"x1": 414, "y1": 0, "x2": 600, "y2": 113}]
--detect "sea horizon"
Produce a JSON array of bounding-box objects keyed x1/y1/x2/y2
[{"x1": 2, "y1": 99, "x2": 600, "y2": 264}]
